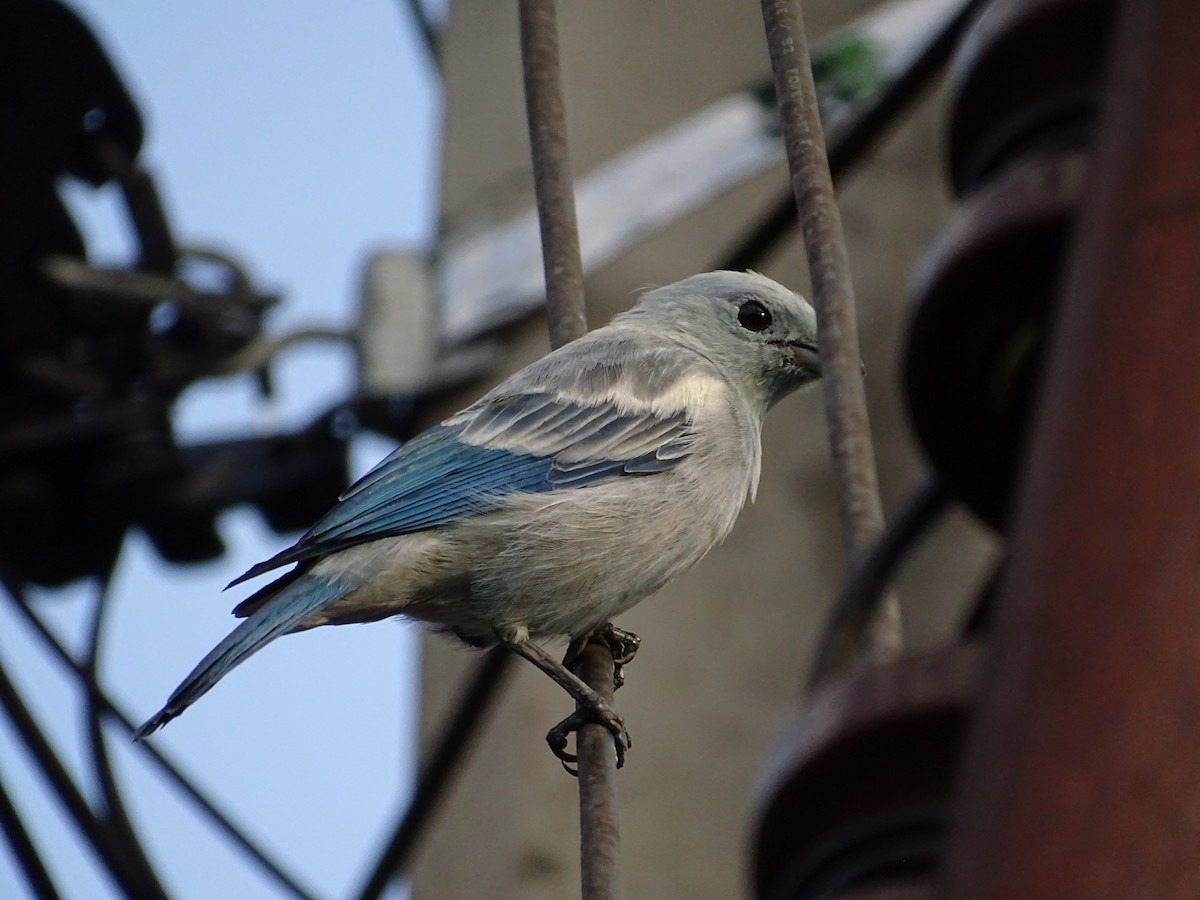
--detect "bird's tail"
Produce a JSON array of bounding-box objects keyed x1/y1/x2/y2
[{"x1": 132, "y1": 574, "x2": 350, "y2": 741}]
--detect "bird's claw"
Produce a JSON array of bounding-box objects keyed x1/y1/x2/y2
[
  {"x1": 598, "y1": 624, "x2": 641, "y2": 667},
  {"x1": 564, "y1": 624, "x2": 641, "y2": 691},
  {"x1": 546, "y1": 702, "x2": 632, "y2": 775},
  {"x1": 601, "y1": 624, "x2": 639, "y2": 690}
]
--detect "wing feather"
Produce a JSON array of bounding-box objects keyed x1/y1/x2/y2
[{"x1": 229, "y1": 342, "x2": 714, "y2": 586}]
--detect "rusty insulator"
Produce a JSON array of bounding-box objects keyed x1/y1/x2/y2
[
  {"x1": 905, "y1": 152, "x2": 1085, "y2": 528},
  {"x1": 752, "y1": 645, "x2": 982, "y2": 900},
  {"x1": 905, "y1": 0, "x2": 1116, "y2": 529},
  {"x1": 947, "y1": 0, "x2": 1114, "y2": 193}
]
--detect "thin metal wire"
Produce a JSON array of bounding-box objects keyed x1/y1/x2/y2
[
  {"x1": 0, "y1": 579, "x2": 319, "y2": 900},
  {"x1": 759, "y1": 0, "x2": 898, "y2": 666},
  {"x1": 401, "y1": 0, "x2": 442, "y2": 69},
  {"x1": 355, "y1": 647, "x2": 512, "y2": 900},
  {"x1": 518, "y1": 2, "x2": 621, "y2": 897},
  {"x1": 82, "y1": 577, "x2": 170, "y2": 900}
]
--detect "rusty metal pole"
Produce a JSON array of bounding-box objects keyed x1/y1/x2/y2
[
  {"x1": 519, "y1": 0, "x2": 587, "y2": 351},
  {"x1": 517, "y1": 2, "x2": 621, "y2": 898},
  {"x1": 943, "y1": 0, "x2": 1200, "y2": 896},
  {"x1": 759, "y1": 0, "x2": 897, "y2": 665}
]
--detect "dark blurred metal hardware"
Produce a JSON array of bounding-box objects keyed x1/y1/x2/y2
[
  {"x1": 0, "y1": 0, "x2": 302, "y2": 588},
  {"x1": 947, "y1": 0, "x2": 1114, "y2": 194},
  {"x1": 0, "y1": 0, "x2": 143, "y2": 187},
  {"x1": 904, "y1": 152, "x2": 1085, "y2": 528},
  {"x1": 38, "y1": 248, "x2": 280, "y2": 390},
  {"x1": 904, "y1": 0, "x2": 1114, "y2": 529},
  {"x1": 755, "y1": 645, "x2": 982, "y2": 900},
  {"x1": 0, "y1": 406, "x2": 353, "y2": 585},
  {"x1": 755, "y1": 0, "x2": 1166, "y2": 897}
]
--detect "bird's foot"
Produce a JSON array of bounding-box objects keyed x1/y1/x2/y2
[
  {"x1": 597, "y1": 623, "x2": 641, "y2": 667},
  {"x1": 546, "y1": 698, "x2": 632, "y2": 775},
  {"x1": 563, "y1": 623, "x2": 641, "y2": 690}
]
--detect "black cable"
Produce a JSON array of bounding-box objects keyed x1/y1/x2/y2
[
  {"x1": 0, "y1": 768, "x2": 62, "y2": 900},
  {"x1": 82, "y1": 577, "x2": 170, "y2": 900},
  {"x1": 0, "y1": 573, "x2": 319, "y2": 900},
  {"x1": 400, "y1": 0, "x2": 442, "y2": 69},
  {"x1": 0, "y1": 659, "x2": 153, "y2": 899},
  {"x1": 356, "y1": 647, "x2": 513, "y2": 900},
  {"x1": 806, "y1": 476, "x2": 952, "y2": 690}
]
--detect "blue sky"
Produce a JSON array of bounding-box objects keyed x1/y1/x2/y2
[{"x1": 0, "y1": 2, "x2": 440, "y2": 897}]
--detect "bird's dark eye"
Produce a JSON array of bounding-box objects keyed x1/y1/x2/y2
[{"x1": 737, "y1": 299, "x2": 772, "y2": 332}]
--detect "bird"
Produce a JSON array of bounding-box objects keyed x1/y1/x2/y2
[{"x1": 133, "y1": 270, "x2": 821, "y2": 764}]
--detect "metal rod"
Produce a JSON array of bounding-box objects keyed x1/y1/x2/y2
[
  {"x1": 574, "y1": 643, "x2": 621, "y2": 899},
  {"x1": 355, "y1": 647, "x2": 512, "y2": 900},
  {"x1": 518, "y1": 2, "x2": 620, "y2": 897},
  {"x1": 519, "y1": 0, "x2": 588, "y2": 348},
  {"x1": 759, "y1": 0, "x2": 897, "y2": 661}
]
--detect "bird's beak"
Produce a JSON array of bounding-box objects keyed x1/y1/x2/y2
[{"x1": 786, "y1": 340, "x2": 822, "y2": 375}]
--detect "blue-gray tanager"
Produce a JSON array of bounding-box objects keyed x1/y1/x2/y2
[{"x1": 134, "y1": 270, "x2": 820, "y2": 761}]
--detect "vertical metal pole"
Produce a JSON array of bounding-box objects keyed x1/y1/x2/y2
[
  {"x1": 944, "y1": 0, "x2": 1200, "y2": 896},
  {"x1": 574, "y1": 640, "x2": 622, "y2": 899},
  {"x1": 759, "y1": 0, "x2": 898, "y2": 662},
  {"x1": 519, "y1": 0, "x2": 587, "y2": 349},
  {"x1": 518, "y1": 2, "x2": 621, "y2": 898}
]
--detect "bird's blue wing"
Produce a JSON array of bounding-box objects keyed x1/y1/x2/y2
[{"x1": 229, "y1": 385, "x2": 696, "y2": 586}]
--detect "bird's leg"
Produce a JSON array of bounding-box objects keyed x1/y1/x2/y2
[
  {"x1": 501, "y1": 636, "x2": 631, "y2": 769},
  {"x1": 563, "y1": 622, "x2": 641, "y2": 690},
  {"x1": 561, "y1": 629, "x2": 594, "y2": 671}
]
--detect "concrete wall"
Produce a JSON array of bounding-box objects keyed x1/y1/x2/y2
[{"x1": 413, "y1": 3, "x2": 996, "y2": 897}]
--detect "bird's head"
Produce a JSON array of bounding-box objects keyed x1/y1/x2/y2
[{"x1": 618, "y1": 270, "x2": 822, "y2": 415}]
